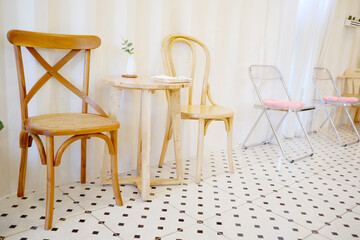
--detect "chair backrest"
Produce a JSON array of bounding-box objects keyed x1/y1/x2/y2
[
  {"x1": 248, "y1": 65, "x2": 292, "y2": 104},
  {"x1": 7, "y1": 30, "x2": 107, "y2": 128},
  {"x1": 313, "y1": 67, "x2": 341, "y2": 101},
  {"x1": 162, "y1": 34, "x2": 212, "y2": 106},
  {"x1": 343, "y1": 68, "x2": 360, "y2": 95}
]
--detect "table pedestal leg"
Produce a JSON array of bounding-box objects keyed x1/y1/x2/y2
[
  {"x1": 169, "y1": 89, "x2": 184, "y2": 182},
  {"x1": 140, "y1": 90, "x2": 151, "y2": 200},
  {"x1": 101, "y1": 86, "x2": 184, "y2": 201}
]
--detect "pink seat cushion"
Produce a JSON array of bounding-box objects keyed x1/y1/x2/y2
[
  {"x1": 322, "y1": 96, "x2": 358, "y2": 103},
  {"x1": 338, "y1": 97, "x2": 358, "y2": 103},
  {"x1": 263, "y1": 99, "x2": 305, "y2": 109},
  {"x1": 322, "y1": 96, "x2": 338, "y2": 102}
]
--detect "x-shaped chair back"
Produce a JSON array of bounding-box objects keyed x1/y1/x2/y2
[{"x1": 8, "y1": 30, "x2": 106, "y2": 128}]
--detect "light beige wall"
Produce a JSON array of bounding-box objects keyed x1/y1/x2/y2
[{"x1": 0, "y1": 0, "x2": 359, "y2": 197}]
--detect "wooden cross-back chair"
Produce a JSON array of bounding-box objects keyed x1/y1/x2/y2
[
  {"x1": 158, "y1": 34, "x2": 234, "y2": 183},
  {"x1": 7, "y1": 30, "x2": 123, "y2": 230}
]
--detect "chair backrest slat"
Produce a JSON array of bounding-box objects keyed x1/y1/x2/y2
[
  {"x1": 162, "y1": 34, "x2": 210, "y2": 106},
  {"x1": 7, "y1": 30, "x2": 106, "y2": 127},
  {"x1": 343, "y1": 68, "x2": 360, "y2": 95},
  {"x1": 248, "y1": 65, "x2": 292, "y2": 103},
  {"x1": 313, "y1": 67, "x2": 341, "y2": 100},
  {"x1": 7, "y1": 30, "x2": 101, "y2": 50}
]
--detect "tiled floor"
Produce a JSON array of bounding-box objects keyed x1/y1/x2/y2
[{"x1": 1, "y1": 124, "x2": 360, "y2": 239}]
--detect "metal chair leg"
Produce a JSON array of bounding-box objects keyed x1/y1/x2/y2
[
  {"x1": 324, "y1": 107, "x2": 346, "y2": 146},
  {"x1": 242, "y1": 110, "x2": 265, "y2": 149},
  {"x1": 295, "y1": 112, "x2": 314, "y2": 156},
  {"x1": 263, "y1": 111, "x2": 288, "y2": 161},
  {"x1": 266, "y1": 112, "x2": 288, "y2": 144}
]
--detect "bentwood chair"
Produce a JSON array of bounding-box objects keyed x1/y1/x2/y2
[
  {"x1": 242, "y1": 65, "x2": 315, "y2": 162},
  {"x1": 334, "y1": 68, "x2": 360, "y2": 123},
  {"x1": 7, "y1": 30, "x2": 123, "y2": 230},
  {"x1": 158, "y1": 35, "x2": 234, "y2": 183},
  {"x1": 312, "y1": 67, "x2": 360, "y2": 146}
]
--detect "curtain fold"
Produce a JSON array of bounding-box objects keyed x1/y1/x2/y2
[{"x1": 0, "y1": 0, "x2": 359, "y2": 198}]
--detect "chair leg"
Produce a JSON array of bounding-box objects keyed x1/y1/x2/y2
[
  {"x1": 242, "y1": 110, "x2": 265, "y2": 148},
  {"x1": 196, "y1": 119, "x2": 205, "y2": 184},
  {"x1": 159, "y1": 106, "x2": 172, "y2": 167},
  {"x1": 17, "y1": 131, "x2": 29, "y2": 197},
  {"x1": 226, "y1": 117, "x2": 234, "y2": 174},
  {"x1": 110, "y1": 130, "x2": 123, "y2": 206},
  {"x1": 264, "y1": 111, "x2": 288, "y2": 161},
  {"x1": 295, "y1": 112, "x2": 314, "y2": 156},
  {"x1": 45, "y1": 136, "x2": 55, "y2": 230},
  {"x1": 343, "y1": 106, "x2": 360, "y2": 142},
  {"x1": 81, "y1": 138, "x2": 86, "y2": 183},
  {"x1": 355, "y1": 108, "x2": 360, "y2": 122},
  {"x1": 324, "y1": 107, "x2": 346, "y2": 146},
  {"x1": 334, "y1": 106, "x2": 342, "y2": 126}
]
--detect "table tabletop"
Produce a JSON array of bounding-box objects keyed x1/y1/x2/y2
[{"x1": 102, "y1": 75, "x2": 191, "y2": 90}]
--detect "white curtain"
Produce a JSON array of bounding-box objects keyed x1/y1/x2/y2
[{"x1": 0, "y1": 0, "x2": 359, "y2": 198}]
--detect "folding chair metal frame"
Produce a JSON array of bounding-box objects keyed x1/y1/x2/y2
[
  {"x1": 312, "y1": 67, "x2": 360, "y2": 147},
  {"x1": 242, "y1": 65, "x2": 315, "y2": 163}
]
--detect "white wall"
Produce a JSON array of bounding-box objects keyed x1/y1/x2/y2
[{"x1": 0, "y1": 0, "x2": 359, "y2": 197}]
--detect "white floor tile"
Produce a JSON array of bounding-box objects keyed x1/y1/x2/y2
[
  {"x1": 204, "y1": 203, "x2": 311, "y2": 240},
  {"x1": 164, "y1": 151, "x2": 234, "y2": 182},
  {"x1": 253, "y1": 188, "x2": 347, "y2": 231},
  {"x1": 318, "y1": 212, "x2": 360, "y2": 239},
  {"x1": 352, "y1": 204, "x2": 360, "y2": 214},
  {"x1": 303, "y1": 233, "x2": 331, "y2": 240},
  {"x1": 155, "y1": 182, "x2": 246, "y2": 221},
  {"x1": 161, "y1": 223, "x2": 229, "y2": 240},
  {"x1": 59, "y1": 178, "x2": 139, "y2": 212},
  {"x1": 5, "y1": 213, "x2": 120, "y2": 240},
  {"x1": 204, "y1": 172, "x2": 285, "y2": 201},
  {"x1": 239, "y1": 160, "x2": 314, "y2": 186},
  {"x1": 0, "y1": 188, "x2": 84, "y2": 236},
  {"x1": 91, "y1": 197, "x2": 196, "y2": 240},
  {"x1": 318, "y1": 163, "x2": 360, "y2": 187},
  {"x1": 290, "y1": 175, "x2": 360, "y2": 209}
]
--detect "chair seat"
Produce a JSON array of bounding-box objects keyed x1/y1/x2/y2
[
  {"x1": 25, "y1": 113, "x2": 119, "y2": 136},
  {"x1": 342, "y1": 94, "x2": 360, "y2": 107},
  {"x1": 263, "y1": 99, "x2": 305, "y2": 109},
  {"x1": 181, "y1": 105, "x2": 233, "y2": 119},
  {"x1": 322, "y1": 96, "x2": 359, "y2": 104}
]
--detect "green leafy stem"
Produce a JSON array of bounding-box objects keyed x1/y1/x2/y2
[{"x1": 122, "y1": 39, "x2": 135, "y2": 55}]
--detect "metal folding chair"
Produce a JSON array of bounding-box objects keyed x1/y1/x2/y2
[
  {"x1": 242, "y1": 65, "x2": 315, "y2": 163},
  {"x1": 312, "y1": 67, "x2": 360, "y2": 147}
]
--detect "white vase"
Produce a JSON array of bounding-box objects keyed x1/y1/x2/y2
[{"x1": 125, "y1": 54, "x2": 136, "y2": 76}]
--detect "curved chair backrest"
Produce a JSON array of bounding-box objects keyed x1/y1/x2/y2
[
  {"x1": 248, "y1": 65, "x2": 292, "y2": 104},
  {"x1": 344, "y1": 68, "x2": 360, "y2": 76},
  {"x1": 313, "y1": 67, "x2": 341, "y2": 101},
  {"x1": 162, "y1": 34, "x2": 212, "y2": 106},
  {"x1": 7, "y1": 30, "x2": 106, "y2": 128}
]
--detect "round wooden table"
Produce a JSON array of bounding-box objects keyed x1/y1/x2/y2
[{"x1": 102, "y1": 76, "x2": 190, "y2": 200}]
